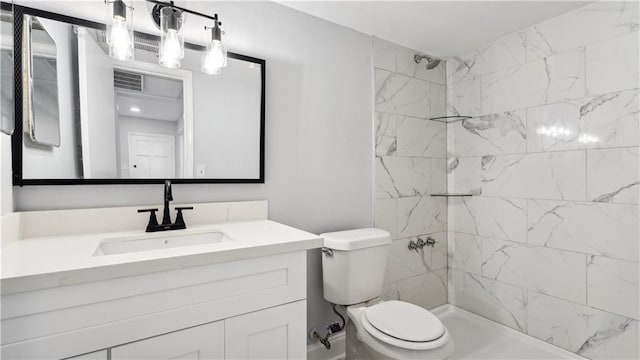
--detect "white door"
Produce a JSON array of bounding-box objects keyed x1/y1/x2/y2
[
  {"x1": 225, "y1": 301, "x2": 307, "y2": 360},
  {"x1": 111, "y1": 321, "x2": 224, "y2": 360},
  {"x1": 128, "y1": 133, "x2": 175, "y2": 178}
]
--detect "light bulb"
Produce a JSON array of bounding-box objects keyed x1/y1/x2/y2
[
  {"x1": 106, "y1": 0, "x2": 133, "y2": 61},
  {"x1": 108, "y1": 16, "x2": 132, "y2": 61},
  {"x1": 160, "y1": 29, "x2": 182, "y2": 68},
  {"x1": 202, "y1": 40, "x2": 227, "y2": 74}
]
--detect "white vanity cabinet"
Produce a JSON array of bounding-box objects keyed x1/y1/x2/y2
[
  {"x1": 225, "y1": 301, "x2": 306, "y2": 359},
  {"x1": 111, "y1": 320, "x2": 225, "y2": 360},
  {"x1": 1, "y1": 251, "x2": 308, "y2": 360}
]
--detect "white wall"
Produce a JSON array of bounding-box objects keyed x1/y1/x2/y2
[{"x1": 12, "y1": 0, "x2": 374, "y2": 342}]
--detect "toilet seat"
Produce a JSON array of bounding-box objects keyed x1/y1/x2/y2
[{"x1": 358, "y1": 301, "x2": 449, "y2": 351}]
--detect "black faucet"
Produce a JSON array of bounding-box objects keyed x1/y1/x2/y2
[
  {"x1": 138, "y1": 180, "x2": 194, "y2": 232},
  {"x1": 162, "y1": 180, "x2": 173, "y2": 225}
]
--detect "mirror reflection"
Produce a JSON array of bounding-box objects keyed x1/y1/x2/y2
[
  {"x1": 20, "y1": 14, "x2": 264, "y2": 181},
  {"x1": 26, "y1": 15, "x2": 61, "y2": 147}
]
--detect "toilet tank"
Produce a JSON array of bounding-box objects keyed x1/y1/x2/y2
[{"x1": 320, "y1": 228, "x2": 392, "y2": 305}]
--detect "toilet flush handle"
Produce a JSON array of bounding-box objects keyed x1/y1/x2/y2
[{"x1": 321, "y1": 247, "x2": 334, "y2": 256}]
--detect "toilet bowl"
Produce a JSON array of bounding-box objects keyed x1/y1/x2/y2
[
  {"x1": 320, "y1": 228, "x2": 454, "y2": 360},
  {"x1": 345, "y1": 300, "x2": 454, "y2": 360}
]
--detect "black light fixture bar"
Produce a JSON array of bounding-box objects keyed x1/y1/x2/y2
[{"x1": 145, "y1": 0, "x2": 218, "y2": 21}]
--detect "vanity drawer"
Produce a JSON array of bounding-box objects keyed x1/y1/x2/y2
[{"x1": 1, "y1": 251, "x2": 306, "y2": 359}]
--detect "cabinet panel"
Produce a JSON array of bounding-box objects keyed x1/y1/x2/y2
[
  {"x1": 66, "y1": 350, "x2": 108, "y2": 360},
  {"x1": 111, "y1": 321, "x2": 224, "y2": 360},
  {"x1": 225, "y1": 301, "x2": 306, "y2": 360}
]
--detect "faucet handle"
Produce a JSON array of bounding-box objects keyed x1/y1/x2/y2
[
  {"x1": 138, "y1": 208, "x2": 159, "y2": 213},
  {"x1": 174, "y1": 206, "x2": 194, "y2": 229},
  {"x1": 138, "y1": 208, "x2": 159, "y2": 232}
]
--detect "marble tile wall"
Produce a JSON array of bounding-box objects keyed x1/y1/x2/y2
[
  {"x1": 373, "y1": 37, "x2": 449, "y2": 310},
  {"x1": 446, "y1": 2, "x2": 639, "y2": 359}
]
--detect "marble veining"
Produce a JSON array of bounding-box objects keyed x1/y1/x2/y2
[
  {"x1": 375, "y1": 69, "x2": 431, "y2": 118},
  {"x1": 528, "y1": 199, "x2": 639, "y2": 262},
  {"x1": 448, "y1": 232, "x2": 482, "y2": 275},
  {"x1": 374, "y1": 198, "x2": 397, "y2": 239},
  {"x1": 376, "y1": 156, "x2": 432, "y2": 198},
  {"x1": 527, "y1": 89, "x2": 640, "y2": 152},
  {"x1": 587, "y1": 147, "x2": 639, "y2": 204},
  {"x1": 396, "y1": 117, "x2": 446, "y2": 158},
  {"x1": 397, "y1": 196, "x2": 446, "y2": 238},
  {"x1": 447, "y1": 76, "x2": 482, "y2": 117},
  {"x1": 481, "y1": 49, "x2": 585, "y2": 115},
  {"x1": 449, "y1": 196, "x2": 527, "y2": 242},
  {"x1": 375, "y1": 112, "x2": 397, "y2": 156},
  {"x1": 374, "y1": 37, "x2": 448, "y2": 311},
  {"x1": 449, "y1": 110, "x2": 527, "y2": 157},
  {"x1": 397, "y1": 270, "x2": 448, "y2": 309},
  {"x1": 481, "y1": 151, "x2": 586, "y2": 200},
  {"x1": 587, "y1": 256, "x2": 639, "y2": 320},
  {"x1": 527, "y1": 291, "x2": 639, "y2": 359},
  {"x1": 385, "y1": 236, "x2": 434, "y2": 283},
  {"x1": 481, "y1": 237, "x2": 586, "y2": 303},
  {"x1": 447, "y1": 157, "x2": 482, "y2": 195},
  {"x1": 525, "y1": 1, "x2": 639, "y2": 61},
  {"x1": 446, "y1": 3, "x2": 640, "y2": 359},
  {"x1": 447, "y1": 31, "x2": 527, "y2": 84},
  {"x1": 449, "y1": 269, "x2": 528, "y2": 333}
]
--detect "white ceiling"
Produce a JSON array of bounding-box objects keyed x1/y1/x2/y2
[{"x1": 278, "y1": 1, "x2": 591, "y2": 57}]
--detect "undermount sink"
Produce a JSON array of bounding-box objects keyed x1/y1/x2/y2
[{"x1": 94, "y1": 230, "x2": 233, "y2": 256}]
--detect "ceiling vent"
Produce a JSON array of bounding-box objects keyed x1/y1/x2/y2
[
  {"x1": 95, "y1": 30, "x2": 160, "y2": 53},
  {"x1": 114, "y1": 69, "x2": 143, "y2": 92}
]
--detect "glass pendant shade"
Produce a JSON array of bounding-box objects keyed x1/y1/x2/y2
[
  {"x1": 202, "y1": 39, "x2": 227, "y2": 75},
  {"x1": 106, "y1": 0, "x2": 133, "y2": 61},
  {"x1": 159, "y1": 6, "x2": 184, "y2": 69},
  {"x1": 201, "y1": 22, "x2": 227, "y2": 75}
]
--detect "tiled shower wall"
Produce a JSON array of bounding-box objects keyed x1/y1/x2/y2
[
  {"x1": 373, "y1": 37, "x2": 449, "y2": 309},
  {"x1": 446, "y1": 2, "x2": 639, "y2": 359}
]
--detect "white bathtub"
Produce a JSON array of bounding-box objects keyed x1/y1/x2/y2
[{"x1": 308, "y1": 304, "x2": 586, "y2": 360}]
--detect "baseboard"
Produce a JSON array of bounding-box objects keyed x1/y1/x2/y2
[{"x1": 307, "y1": 331, "x2": 346, "y2": 360}]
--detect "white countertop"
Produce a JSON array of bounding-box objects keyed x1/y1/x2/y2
[{"x1": 1, "y1": 219, "x2": 323, "y2": 294}]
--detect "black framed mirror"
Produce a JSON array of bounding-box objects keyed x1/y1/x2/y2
[{"x1": 9, "y1": 3, "x2": 265, "y2": 185}]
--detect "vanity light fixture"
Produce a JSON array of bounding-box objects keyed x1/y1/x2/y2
[
  {"x1": 147, "y1": 0, "x2": 228, "y2": 74},
  {"x1": 201, "y1": 19, "x2": 227, "y2": 75},
  {"x1": 105, "y1": 0, "x2": 134, "y2": 61}
]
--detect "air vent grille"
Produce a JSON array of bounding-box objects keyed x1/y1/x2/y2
[
  {"x1": 114, "y1": 69, "x2": 143, "y2": 92},
  {"x1": 95, "y1": 30, "x2": 160, "y2": 53}
]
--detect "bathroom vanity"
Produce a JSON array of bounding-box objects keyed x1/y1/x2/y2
[{"x1": 0, "y1": 201, "x2": 322, "y2": 359}]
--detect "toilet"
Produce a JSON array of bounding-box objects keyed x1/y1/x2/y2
[{"x1": 320, "y1": 228, "x2": 454, "y2": 360}]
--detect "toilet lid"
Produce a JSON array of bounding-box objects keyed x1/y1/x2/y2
[{"x1": 364, "y1": 301, "x2": 445, "y2": 342}]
